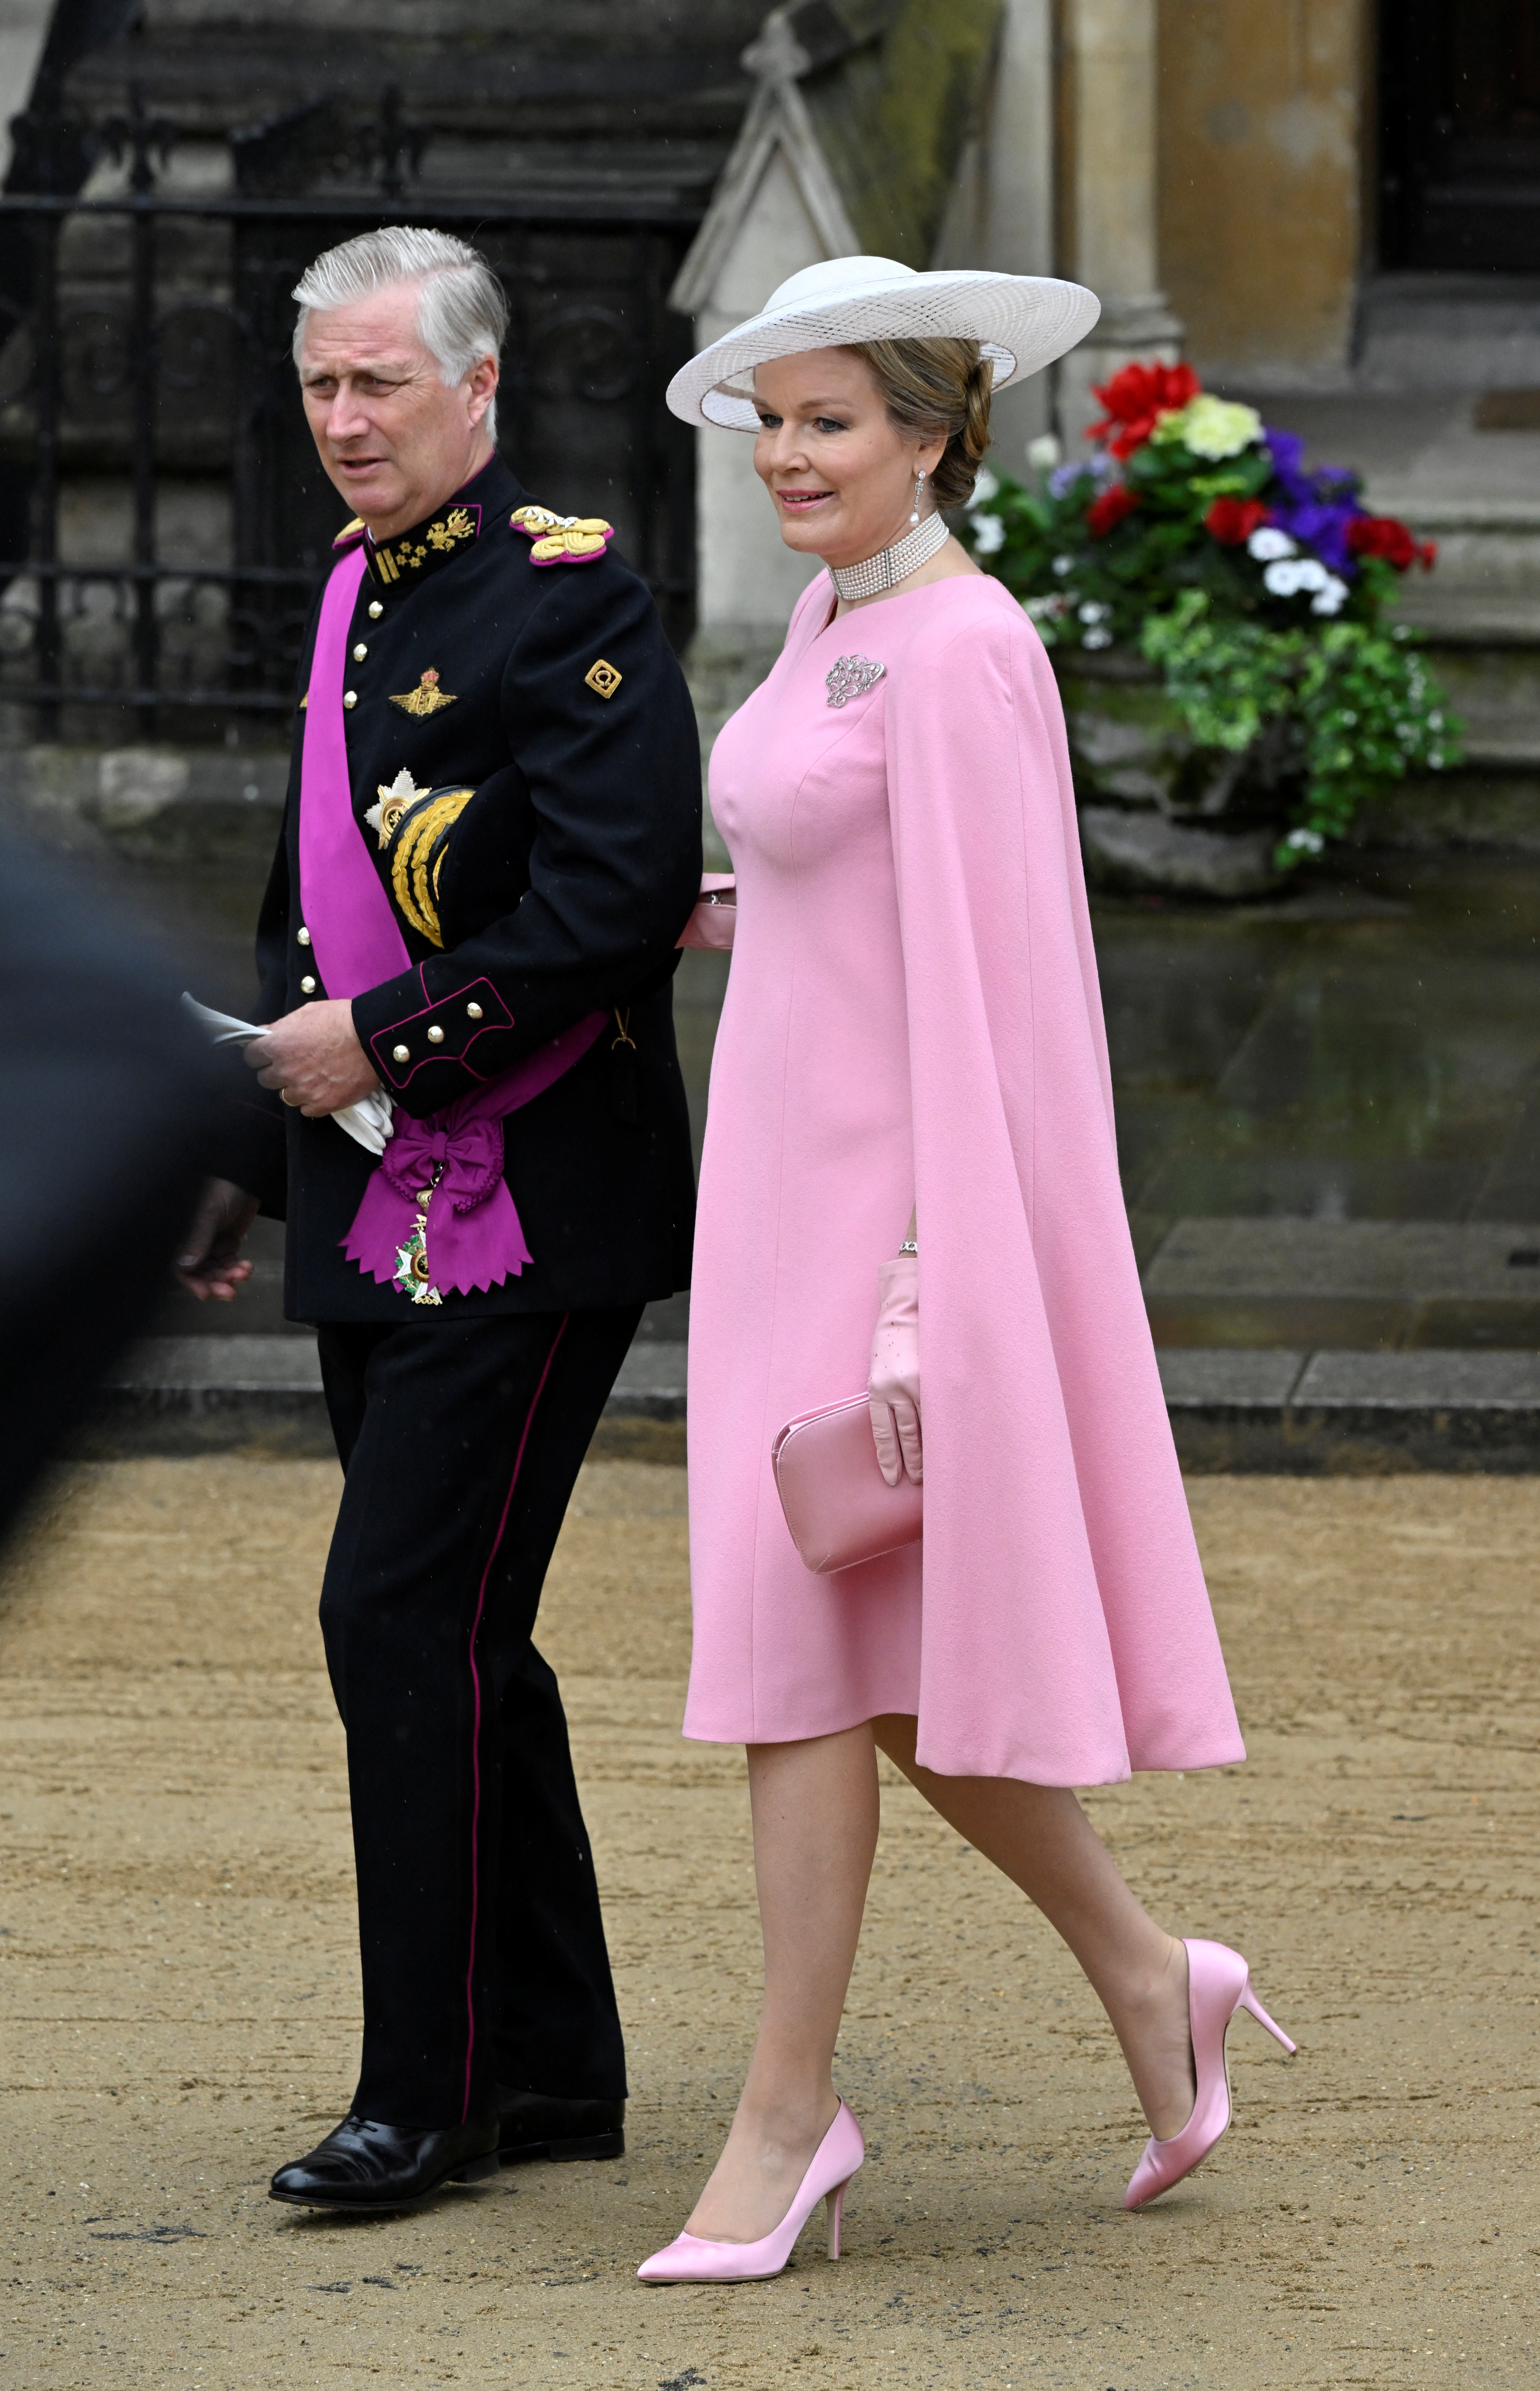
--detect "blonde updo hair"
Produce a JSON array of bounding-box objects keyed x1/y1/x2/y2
[{"x1": 847, "y1": 336, "x2": 994, "y2": 509}]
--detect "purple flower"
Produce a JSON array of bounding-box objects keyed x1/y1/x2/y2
[
  {"x1": 1262, "y1": 428, "x2": 1363, "y2": 577},
  {"x1": 1049, "y1": 451, "x2": 1115, "y2": 500}
]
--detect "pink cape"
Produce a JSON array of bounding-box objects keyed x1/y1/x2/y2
[{"x1": 684, "y1": 572, "x2": 1243, "y2": 1785}]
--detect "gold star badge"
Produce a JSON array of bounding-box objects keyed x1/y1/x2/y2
[
  {"x1": 390, "y1": 668, "x2": 458, "y2": 718},
  {"x1": 365, "y1": 768, "x2": 426, "y2": 849},
  {"x1": 584, "y1": 658, "x2": 623, "y2": 700}
]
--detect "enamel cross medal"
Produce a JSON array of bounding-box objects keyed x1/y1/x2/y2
[{"x1": 392, "y1": 1173, "x2": 443, "y2": 1305}]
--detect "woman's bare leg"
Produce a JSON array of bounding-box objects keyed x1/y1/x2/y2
[
  {"x1": 685, "y1": 1724, "x2": 879, "y2": 2242},
  {"x1": 872, "y1": 1716, "x2": 1195, "y2": 2141}
]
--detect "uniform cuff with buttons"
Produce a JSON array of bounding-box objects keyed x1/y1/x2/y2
[{"x1": 350, "y1": 971, "x2": 515, "y2": 1114}]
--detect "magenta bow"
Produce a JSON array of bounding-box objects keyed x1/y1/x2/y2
[{"x1": 341, "y1": 1015, "x2": 606, "y2": 1298}]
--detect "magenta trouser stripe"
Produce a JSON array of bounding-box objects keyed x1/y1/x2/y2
[{"x1": 460, "y1": 1312, "x2": 571, "y2": 2122}]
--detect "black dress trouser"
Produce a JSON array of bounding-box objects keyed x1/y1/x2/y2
[{"x1": 315, "y1": 1305, "x2": 641, "y2": 2128}]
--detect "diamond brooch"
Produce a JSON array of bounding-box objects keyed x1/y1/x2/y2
[{"x1": 825, "y1": 653, "x2": 886, "y2": 708}]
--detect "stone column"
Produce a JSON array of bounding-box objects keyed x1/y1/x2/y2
[
  {"x1": 0, "y1": 0, "x2": 55, "y2": 184},
  {"x1": 1056, "y1": 0, "x2": 1182, "y2": 444},
  {"x1": 975, "y1": 0, "x2": 1058, "y2": 463}
]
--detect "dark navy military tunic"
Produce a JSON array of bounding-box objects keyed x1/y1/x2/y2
[{"x1": 222, "y1": 450, "x2": 703, "y2": 1320}]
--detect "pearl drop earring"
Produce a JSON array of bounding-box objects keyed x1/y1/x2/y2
[{"x1": 910, "y1": 467, "x2": 926, "y2": 526}]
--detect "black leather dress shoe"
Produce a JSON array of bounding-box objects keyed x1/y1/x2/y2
[
  {"x1": 269, "y1": 2112, "x2": 501, "y2": 2211},
  {"x1": 496, "y1": 2085, "x2": 625, "y2": 2164}
]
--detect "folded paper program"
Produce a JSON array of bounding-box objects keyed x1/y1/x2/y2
[{"x1": 180, "y1": 993, "x2": 394, "y2": 1156}]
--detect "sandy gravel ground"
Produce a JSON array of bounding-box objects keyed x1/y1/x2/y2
[{"x1": 1, "y1": 1457, "x2": 1536, "y2": 2391}]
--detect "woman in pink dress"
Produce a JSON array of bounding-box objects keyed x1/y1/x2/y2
[{"x1": 640, "y1": 259, "x2": 1293, "y2": 2286}]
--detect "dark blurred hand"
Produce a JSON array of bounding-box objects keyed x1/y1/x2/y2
[{"x1": 177, "y1": 1177, "x2": 259, "y2": 1300}]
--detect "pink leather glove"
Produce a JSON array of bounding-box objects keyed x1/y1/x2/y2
[
  {"x1": 868, "y1": 1253, "x2": 921, "y2": 1487},
  {"x1": 676, "y1": 873, "x2": 736, "y2": 951}
]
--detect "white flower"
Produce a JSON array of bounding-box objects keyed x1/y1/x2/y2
[
  {"x1": 971, "y1": 512, "x2": 1006, "y2": 555},
  {"x1": 1026, "y1": 434, "x2": 1062, "y2": 473},
  {"x1": 1078, "y1": 600, "x2": 1111, "y2": 623},
  {"x1": 1249, "y1": 527, "x2": 1296, "y2": 562},
  {"x1": 1053, "y1": 553, "x2": 1075, "y2": 576},
  {"x1": 1263, "y1": 556, "x2": 1331, "y2": 599},
  {"x1": 969, "y1": 465, "x2": 1001, "y2": 507},
  {"x1": 1285, "y1": 827, "x2": 1325, "y2": 853},
  {"x1": 1083, "y1": 627, "x2": 1113, "y2": 649},
  {"x1": 1024, "y1": 593, "x2": 1068, "y2": 621},
  {"x1": 1153, "y1": 393, "x2": 1264, "y2": 460}
]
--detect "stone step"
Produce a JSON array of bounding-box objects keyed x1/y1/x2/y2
[
  {"x1": 81, "y1": 1332, "x2": 1540, "y2": 1473},
  {"x1": 1159, "y1": 1347, "x2": 1540, "y2": 1472},
  {"x1": 1355, "y1": 274, "x2": 1540, "y2": 394},
  {"x1": 84, "y1": 1333, "x2": 690, "y2": 1459},
  {"x1": 1380, "y1": 501, "x2": 1540, "y2": 619},
  {"x1": 1143, "y1": 1218, "x2": 1540, "y2": 1351}
]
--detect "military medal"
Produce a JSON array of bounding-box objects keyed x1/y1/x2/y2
[
  {"x1": 392, "y1": 1174, "x2": 443, "y2": 1306},
  {"x1": 366, "y1": 767, "x2": 425, "y2": 848}
]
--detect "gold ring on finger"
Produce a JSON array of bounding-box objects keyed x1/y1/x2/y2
[{"x1": 280, "y1": 1086, "x2": 300, "y2": 1107}]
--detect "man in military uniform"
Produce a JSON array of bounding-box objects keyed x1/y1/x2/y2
[{"x1": 178, "y1": 227, "x2": 702, "y2": 2210}]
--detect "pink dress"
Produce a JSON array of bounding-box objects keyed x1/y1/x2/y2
[{"x1": 684, "y1": 571, "x2": 1243, "y2": 1785}]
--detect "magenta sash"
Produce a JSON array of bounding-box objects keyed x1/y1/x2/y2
[{"x1": 299, "y1": 539, "x2": 606, "y2": 1296}]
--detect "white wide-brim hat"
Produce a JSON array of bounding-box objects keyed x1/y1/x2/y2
[{"x1": 666, "y1": 254, "x2": 1100, "y2": 431}]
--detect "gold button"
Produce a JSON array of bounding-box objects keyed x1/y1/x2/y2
[
  {"x1": 427, "y1": 1024, "x2": 445, "y2": 1044},
  {"x1": 368, "y1": 600, "x2": 383, "y2": 620},
  {"x1": 392, "y1": 1043, "x2": 410, "y2": 1062},
  {"x1": 353, "y1": 642, "x2": 367, "y2": 662},
  {"x1": 300, "y1": 974, "x2": 316, "y2": 994},
  {"x1": 297, "y1": 926, "x2": 311, "y2": 946},
  {"x1": 466, "y1": 1001, "x2": 483, "y2": 1020},
  {"x1": 417, "y1": 1187, "x2": 434, "y2": 1204},
  {"x1": 343, "y1": 690, "x2": 357, "y2": 709}
]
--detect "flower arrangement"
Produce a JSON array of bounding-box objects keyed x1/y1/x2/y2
[{"x1": 965, "y1": 362, "x2": 1457, "y2": 871}]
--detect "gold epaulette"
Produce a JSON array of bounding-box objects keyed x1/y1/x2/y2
[
  {"x1": 332, "y1": 516, "x2": 367, "y2": 549},
  {"x1": 511, "y1": 504, "x2": 615, "y2": 568}
]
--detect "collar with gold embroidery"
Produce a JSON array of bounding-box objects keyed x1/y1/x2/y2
[{"x1": 338, "y1": 499, "x2": 484, "y2": 592}]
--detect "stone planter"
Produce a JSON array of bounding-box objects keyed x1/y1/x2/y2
[{"x1": 1052, "y1": 648, "x2": 1293, "y2": 899}]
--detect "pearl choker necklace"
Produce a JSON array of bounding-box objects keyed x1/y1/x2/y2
[{"x1": 828, "y1": 508, "x2": 950, "y2": 602}]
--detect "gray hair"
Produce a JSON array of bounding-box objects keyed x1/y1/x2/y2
[{"x1": 292, "y1": 227, "x2": 509, "y2": 441}]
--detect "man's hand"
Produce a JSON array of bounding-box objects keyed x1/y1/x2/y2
[
  {"x1": 177, "y1": 1178, "x2": 260, "y2": 1301},
  {"x1": 246, "y1": 998, "x2": 379, "y2": 1116}
]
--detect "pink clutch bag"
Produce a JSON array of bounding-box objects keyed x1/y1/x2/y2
[{"x1": 771, "y1": 1393, "x2": 924, "y2": 1576}]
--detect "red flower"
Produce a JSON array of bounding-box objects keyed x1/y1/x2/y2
[
  {"x1": 1087, "y1": 362, "x2": 1202, "y2": 459},
  {"x1": 1087, "y1": 484, "x2": 1141, "y2": 538},
  {"x1": 1204, "y1": 496, "x2": 1270, "y2": 545},
  {"x1": 1346, "y1": 514, "x2": 1435, "y2": 572}
]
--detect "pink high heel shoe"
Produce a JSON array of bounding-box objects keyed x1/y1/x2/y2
[
  {"x1": 1124, "y1": 1937, "x2": 1295, "y2": 2211},
  {"x1": 637, "y1": 2099, "x2": 865, "y2": 2284}
]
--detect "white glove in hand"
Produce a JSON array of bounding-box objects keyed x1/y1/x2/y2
[{"x1": 868, "y1": 1253, "x2": 922, "y2": 1488}]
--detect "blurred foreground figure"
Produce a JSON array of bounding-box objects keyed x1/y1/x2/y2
[
  {"x1": 0, "y1": 841, "x2": 214, "y2": 1545},
  {"x1": 178, "y1": 226, "x2": 702, "y2": 2214}
]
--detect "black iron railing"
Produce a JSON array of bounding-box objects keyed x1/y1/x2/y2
[{"x1": 0, "y1": 84, "x2": 705, "y2": 737}]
